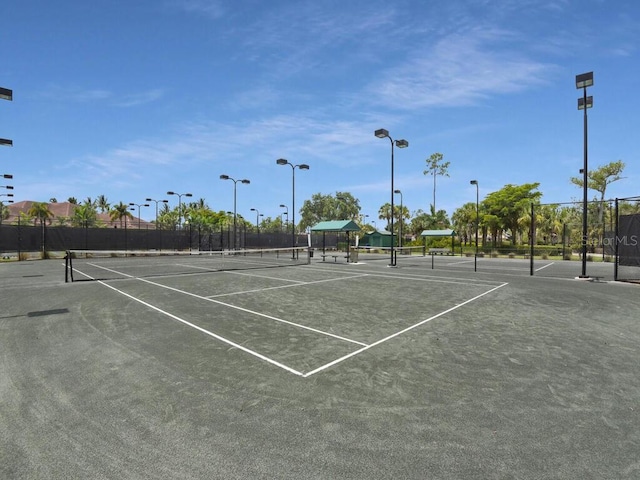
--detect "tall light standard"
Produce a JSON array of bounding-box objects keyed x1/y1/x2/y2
[
  {"x1": 470, "y1": 180, "x2": 479, "y2": 272},
  {"x1": 279, "y1": 204, "x2": 288, "y2": 233},
  {"x1": 129, "y1": 203, "x2": 149, "y2": 229},
  {"x1": 276, "y1": 159, "x2": 309, "y2": 255},
  {"x1": 220, "y1": 175, "x2": 250, "y2": 250},
  {"x1": 250, "y1": 207, "x2": 263, "y2": 247},
  {"x1": 167, "y1": 191, "x2": 192, "y2": 229},
  {"x1": 250, "y1": 208, "x2": 262, "y2": 232},
  {"x1": 576, "y1": 71, "x2": 593, "y2": 278},
  {"x1": 393, "y1": 189, "x2": 403, "y2": 248},
  {"x1": 375, "y1": 129, "x2": 409, "y2": 266},
  {"x1": 1, "y1": 87, "x2": 12, "y2": 147},
  {"x1": 145, "y1": 198, "x2": 168, "y2": 229}
]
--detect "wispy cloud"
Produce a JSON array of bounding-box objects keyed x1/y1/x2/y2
[
  {"x1": 166, "y1": 0, "x2": 225, "y2": 19},
  {"x1": 115, "y1": 89, "x2": 165, "y2": 107},
  {"x1": 41, "y1": 86, "x2": 164, "y2": 107},
  {"x1": 366, "y1": 28, "x2": 557, "y2": 110}
]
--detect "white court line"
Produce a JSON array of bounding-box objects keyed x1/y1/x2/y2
[
  {"x1": 72, "y1": 269, "x2": 305, "y2": 376},
  {"x1": 206, "y1": 273, "x2": 370, "y2": 298},
  {"x1": 302, "y1": 282, "x2": 509, "y2": 377},
  {"x1": 75, "y1": 263, "x2": 507, "y2": 377},
  {"x1": 446, "y1": 259, "x2": 476, "y2": 265},
  {"x1": 307, "y1": 263, "x2": 505, "y2": 286},
  {"x1": 535, "y1": 262, "x2": 555, "y2": 271},
  {"x1": 84, "y1": 262, "x2": 368, "y2": 347},
  {"x1": 177, "y1": 263, "x2": 306, "y2": 283}
]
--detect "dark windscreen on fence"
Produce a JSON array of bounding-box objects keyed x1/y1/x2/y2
[{"x1": 617, "y1": 214, "x2": 640, "y2": 267}]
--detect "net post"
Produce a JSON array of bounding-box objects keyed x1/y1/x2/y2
[
  {"x1": 64, "y1": 250, "x2": 73, "y2": 283},
  {"x1": 614, "y1": 198, "x2": 619, "y2": 281},
  {"x1": 530, "y1": 203, "x2": 535, "y2": 276}
]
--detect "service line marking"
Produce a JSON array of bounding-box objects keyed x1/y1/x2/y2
[{"x1": 84, "y1": 262, "x2": 368, "y2": 347}]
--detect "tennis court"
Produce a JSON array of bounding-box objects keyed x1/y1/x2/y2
[{"x1": 1, "y1": 252, "x2": 639, "y2": 479}]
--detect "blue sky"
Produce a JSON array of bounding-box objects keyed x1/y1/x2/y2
[{"x1": 3, "y1": 0, "x2": 639, "y2": 223}]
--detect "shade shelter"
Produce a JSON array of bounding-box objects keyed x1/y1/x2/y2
[
  {"x1": 310, "y1": 220, "x2": 361, "y2": 262},
  {"x1": 420, "y1": 229, "x2": 457, "y2": 253}
]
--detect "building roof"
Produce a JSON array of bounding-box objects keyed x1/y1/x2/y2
[
  {"x1": 363, "y1": 229, "x2": 392, "y2": 236},
  {"x1": 420, "y1": 229, "x2": 456, "y2": 237},
  {"x1": 310, "y1": 220, "x2": 361, "y2": 232},
  {"x1": 3, "y1": 201, "x2": 151, "y2": 228}
]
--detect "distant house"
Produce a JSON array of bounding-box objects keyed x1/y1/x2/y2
[{"x1": 4, "y1": 201, "x2": 152, "y2": 229}]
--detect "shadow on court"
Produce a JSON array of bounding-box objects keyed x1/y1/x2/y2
[{"x1": 1, "y1": 258, "x2": 639, "y2": 479}]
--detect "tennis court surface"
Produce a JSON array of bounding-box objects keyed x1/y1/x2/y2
[{"x1": 2, "y1": 252, "x2": 639, "y2": 479}]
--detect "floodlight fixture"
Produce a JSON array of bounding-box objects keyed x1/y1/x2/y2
[
  {"x1": 578, "y1": 96, "x2": 593, "y2": 110},
  {"x1": 575, "y1": 72, "x2": 594, "y2": 89},
  {"x1": 0, "y1": 87, "x2": 12, "y2": 101}
]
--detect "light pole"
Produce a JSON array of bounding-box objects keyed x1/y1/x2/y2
[
  {"x1": 277, "y1": 160, "x2": 309, "y2": 255},
  {"x1": 375, "y1": 129, "x2": 409, "y2": 266},
  {"x1": 1, "y1": 87, "x2": 12, "y2": 147},
  {"x1": 394, "y1": 189, "x2": 403, "y2": 248},
  {"x1": 145, "y1": 198, "x2": 168, "y2": 229},
  {"x1": 167, "y1": 191, "x2": 192, "y2": 229},
  {"x1": 129, "y1": 203, "x2": 149, "y2": 229},
  {"x1": 470, "y1": 180, "x2": 479, "y2": 272},
  {"x1": 250, "y1": 208, "x2": 263, "y2": 247},
  {"x1": 279, "y1": 204, "x2": 288, "y2": 233},
  {"x1": 576, "y1": 71, "x2": 593, "y2": 278},
  {"x1": 220, "y1": 175, "x2": 250, "y2": 250}
]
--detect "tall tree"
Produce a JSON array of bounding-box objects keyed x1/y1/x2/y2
[
  {"x1": 451, "y1": 202, "x2": 478, "y2": 245},
  {"x1": 299, "y1": 192, "x2": 361, "y2": 230},
  {"x1": 483, "y1": 183, "x2": 542, "y2": 245},
  {"x1": 571, "y1": 160, "x2": 625, "y2": 224},
  {"x1": 423, "y1": 152, "x2": 450, "y2": 213}
]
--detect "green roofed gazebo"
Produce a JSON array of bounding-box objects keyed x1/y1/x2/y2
[
  {"x1": 310, "y1": 220, "x2": 361, "y2": 233},
  {"x1": 420, "y1": 229, "x2": 456, "y2": 253},
  {"x1": 420, "y1": 229, "x2": 456, "y2": 237},
  {"x1": 311, "y1": 220, "x2": 361, "y2": 262}
]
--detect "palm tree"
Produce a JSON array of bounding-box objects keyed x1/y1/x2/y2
[
  {"x1": 27, "y1": 202, "x2": 54, "y2": 254},
  {"x1": 109, "y1": 202, "x2": 133, "y2": 228},
  {"x1": 378, "y1": 203, "x2": 392, "y2": 231},
  {"x1": 72, "y1": 202, "x2": 98, "y2": 228},
  {"x1": 96, "y1": 194, "x2": 110, "y2": 213},
  {"x1": 27, "y1": 202, "x2": 54, "y2": 227}
]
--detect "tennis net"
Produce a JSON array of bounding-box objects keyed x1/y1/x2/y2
[{"x1": 65, "y1": 247, "x2": 310, "y2": 282}]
